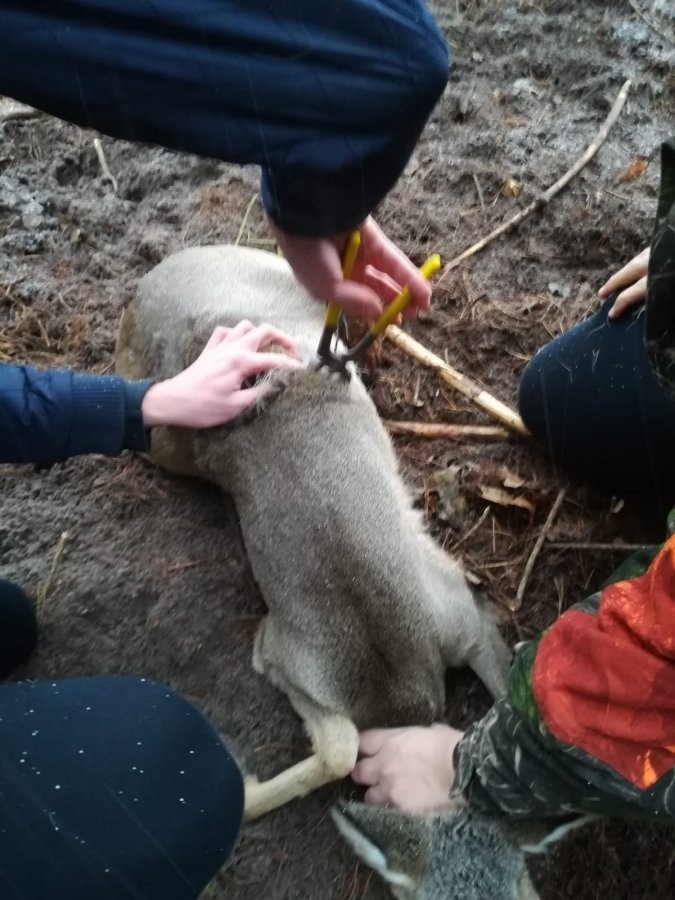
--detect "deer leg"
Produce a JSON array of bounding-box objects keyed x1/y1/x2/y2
[{"x1": 244, "y1": 713, "x2": 358, "y2": 820}]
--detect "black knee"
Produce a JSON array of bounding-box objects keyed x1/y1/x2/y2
[
  {"x1": 0, "y1": 579, "x2": 38, "y2": 678},
  {"x1": 0, "y1": 675, "x2": 244, "y2": 900},
  {"x1": 517, "y1": 295, "x2": 675, "y2": 495},
  {"x1": 517, "y1": 350, "x2": 546, "y2": 442},
  {"x1": 517, "y1": 340, "x2": 571, "y2": 471},
  {"x1": 518, "y1": 296, "x2": 615, "y2": 442}
]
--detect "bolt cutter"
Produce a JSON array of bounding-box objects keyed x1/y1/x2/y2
[{"x1": 315, "y1": 230, "x2": 441, "y2": 377}]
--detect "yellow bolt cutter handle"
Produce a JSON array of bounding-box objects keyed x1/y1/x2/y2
[
  {"x1": 318, "y1": 229, "x2": 362, "y2": 359},
  {"x1": 315, "y1": 242, "x2": 442, "y2": 374},
  {"x1": 323, "y1": 230, "x2": 362, "y2": 328},
  {"x1": 368, "y1": 253, "x2": 441, "y2": 339}
]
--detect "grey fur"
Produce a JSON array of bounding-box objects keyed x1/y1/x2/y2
[
  {"x1": 115, "y1": 245, "x2": 510, "y2": 818},
  {"x1": 332, "y1": 802, "x2": 540, "y2": 900}
]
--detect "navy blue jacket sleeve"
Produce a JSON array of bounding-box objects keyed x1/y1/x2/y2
[
  {"x1": 0, "y1": 364, "x2": 152, "y2": 465},
  {"x1": 0, "y1": 1, "x2": 448, "y2": 235}
]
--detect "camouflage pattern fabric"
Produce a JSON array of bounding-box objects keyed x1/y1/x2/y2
[
  {"x1": 453, "y1": 135, "x2": 675, "y2": 822},
  {"x1": 453, "y1": 592, "x2": 675, "y2": 820}
]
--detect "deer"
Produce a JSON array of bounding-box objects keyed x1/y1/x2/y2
[{"x1": 114, "y1": 244, "x2": 511, "y2": 826}]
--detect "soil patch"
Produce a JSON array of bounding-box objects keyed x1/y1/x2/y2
[{"x1": 1, "y1": 2, "x2": 674, "y2": 897}]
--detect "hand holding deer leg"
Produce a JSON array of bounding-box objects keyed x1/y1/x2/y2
[
  {"x1": 245, "y1": 713, "x2": 359, "y2": 820},
  {"x1": 352, "y1": 725, "x2": 464, "y2": 813}
]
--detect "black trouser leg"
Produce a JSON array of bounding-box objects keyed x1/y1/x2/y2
[
  {"x1": 0, "y1": 579, "x2": 38, "y2": 678},
  {"x1": 518, "y1": 296, "x2": 675, "y2": 499},
  {"x1": 0, "y1": 675, "x2": 244, "y2": 900}
]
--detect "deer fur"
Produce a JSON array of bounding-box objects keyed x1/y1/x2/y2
[
  {"x1": 333, "y1": 802, "x2": 542, "y2": 900},
  {"x1": 115, "y1": 245, "x2": 511, "y2": 821}
]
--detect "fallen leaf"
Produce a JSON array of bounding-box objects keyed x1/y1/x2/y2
[
  {"x1": 497, "y1": 465, "x2": 525, "y2": 489},
  {"x1": 616, "y1": 158, "x2": 648, "y2": 184},
  {"x1": 477, "y1": 485, "x2": 535, "y2": 514},
  {"x1": 429, "y1": 465, "x2": 466, "y2": 524},
  {"x1": 502, "y1": 176, "x2": 521, "y2": 197}
]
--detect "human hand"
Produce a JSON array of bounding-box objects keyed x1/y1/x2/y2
[
  {"x1": 351, "y1": 724, "x2": 464, "y2": 813},
  {"x1": 599, "y1": 246, "x2": 650, "y2": 320},
  {"x1": 141, "y1": 322, "x2": 301, "y2": 429},
  {"x1": 270, "y1": 216, "x2": 432, "y2": 321}
]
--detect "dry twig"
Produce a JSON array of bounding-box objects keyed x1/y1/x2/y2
[
  {"x1": 437, "y1": 78, "x2": 632, "y2": 285},
  {"x1": 547, "y1": 541, "x2": 649, "y2": 552},
  {"x1": 344, "y1": 862, "x2": 361, "y2": 900},
  {"x1": 93, "y1": 137, "x2": 118, "y2": 192},
  {"x1": 36, "y1": 531, "x2": 69, "y2": 621},
  {"x1": 472, "y1": 173, "x2": 487, "y2": 221},
  {"x1": 385, "y1": 325, "x2": 529, "y2": 435},
  {"x1": 383, "y1": 420, "x2": 510, "y2": 441},
  {"x1": 447, "y1": 506, "x2": 490, "y2": 553},
  {"x1": 0, "y1": 101, "x2": 42, "y2": 122},
  {"x1": 512, "y1": 488, "x2": 567, "y2": 611},
  {"x1": 360, "y1": 870, "x2": 373, "y2": 899},
  {"x1": 235, "y1": 194, "x2": 259, "y2": 246},
  {"x1": 167, "y1": 559, "x2": 205, "y2": 573}
]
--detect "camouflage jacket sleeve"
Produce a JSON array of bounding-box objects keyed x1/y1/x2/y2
[
  {"x1": 453, "y1": 536, "x2": 675, "y2": 821},
  {"x1": 452, "y1": 605, "x2": 675, "y2": 821}
]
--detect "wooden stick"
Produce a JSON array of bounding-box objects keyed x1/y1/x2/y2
[
  {"x1": 93, "y1": 137, "x2": 118, "y2": 192},
  {"x1": 547, "y1": 541, "x2": 649, "y2": 552},
  {"x1": 36, "y1": 531, "x2": 69, "y2": 621},
  {"x1": 447, "y1": 506, "x2": 491, "y2": 553},
  {"x1": 0, "y1": 101, "x2": 42, "y2": 122},
  {"x1": 385, "y1": 325, "x2": 529, "y2": 435},
  {"x1": 360, "y1": 870, "x2": 374, "y2": 900},
  {"x1": 437, "y1": 78, "x2": 632, "y2": 285},
  {"x1": 383, "y1": 420, "x2": 510, "y2": 441},
  {"x1": 235, "y1": 193, "x2": 259, "y2": 246},
  {"x1": 511, "y1": 488, "x2": 566, "y2": 611},
  {"x1": 167, "y1": 559, "x2": 205, "y2": 573}
]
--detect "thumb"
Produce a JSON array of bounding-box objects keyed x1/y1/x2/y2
[
  {"x1": 332, "y1": 280, "x2": 385, "y2": 320},
  {"x1": 290, "y1": 241, "x2": 344, "y2": 301},
  {"x1": 204, "y1": 325, "x2": 231, "y2": 350},
  {"x1": 241, "y1": 352, "x2": 303, "y2": 379},
  {"x1": 232, "y1": 383, "x2": 268, "y2": 414}
]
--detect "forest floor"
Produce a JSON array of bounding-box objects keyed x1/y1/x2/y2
[{"x1": 1, "y1": 1, "x2": 674, "y2": 897}]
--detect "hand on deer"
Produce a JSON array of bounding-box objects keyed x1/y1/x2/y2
[
  {"x1": 141, "y1": 322, "x2": 302, "y2": 428},
  {"x1": 351, "y1": 724, "x2": 465, "y2": 813},
  {"x1": 270, "y1": 216, "x2": 432, "y2": 320},
  {"x1": 600, "y1": 246, "x2": 649, "y2": 320}
]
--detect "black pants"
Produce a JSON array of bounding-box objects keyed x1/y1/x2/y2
[
  {"x1": 519, "y1": 297, "x2": 675, "y2": 500},
  {"x1": 0, "y1": 580, "x2": 243, "y2": 900}
]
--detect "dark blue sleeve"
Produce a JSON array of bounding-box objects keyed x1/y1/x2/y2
[
  {"x1": 0, "y1": 1, "x2": 448, "y2": 235},
  {"x1": 0, "y1": 364, "x2": 152, "y2": 465}
]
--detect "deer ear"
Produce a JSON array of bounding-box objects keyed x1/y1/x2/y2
[
  {"x1": 332, "y1": 803, "x2": 429, "y2": 894},
  {"x1": 332, "y1": 807, "x2": 414, "y2": 890}
]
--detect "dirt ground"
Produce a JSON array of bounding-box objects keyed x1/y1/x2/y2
[{"x1": 1, "y1": 1, "x2": 675, "y2": 898}]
